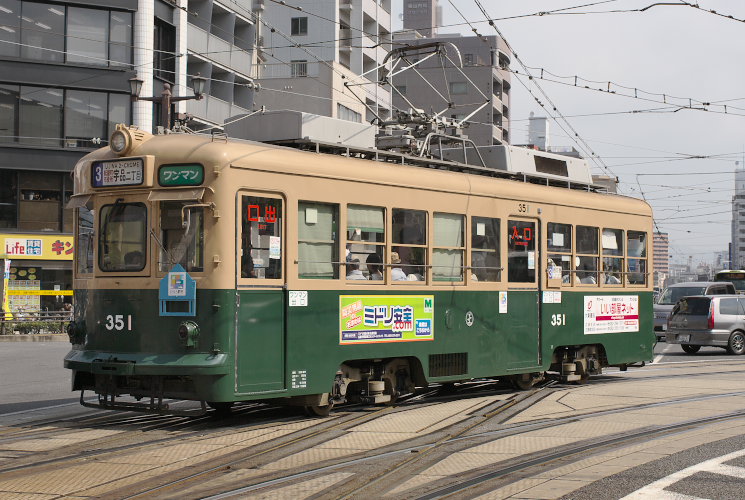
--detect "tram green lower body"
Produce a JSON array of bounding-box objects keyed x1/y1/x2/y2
[{"x1": 64, "y1": 288, "x2": 655, "y2": 404}]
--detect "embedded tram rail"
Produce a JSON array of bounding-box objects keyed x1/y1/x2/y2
[{"x1": 1, "y1": 361, "x2": 744, "y2": 499}]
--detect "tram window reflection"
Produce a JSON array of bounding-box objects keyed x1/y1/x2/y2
[
  {"x1": 298, "y1": 201, "x2": 338, "y2": 279},
  {"x1": 547, "y1": 223, "x2": 572, "y2": 284},
  {"x1": 77, "y1": 201, "x2": 94, "y2": 274},
  {"x1": 627, "y1": 231, "x2": 647, "y2": 285},
  {"x1": 392, "y1": 208, "x2": 427, "y2": 281},
  {"x1": 507, "y1": 220, "x2": 535, "y2": 283},
  {"x1": 575, "y1": 225, "x2": 599, "y2": 285},
  {"x1": 98, "y1": 202, "x2": 147, "y2": 272},
  {"x1": 602, "y1": 228, "x2": 623, "y2": 285},
  {"x1": 346, "y1": 205, "x2": 385, "y2": 281},
  {"x1": 240, "y1": 196, "x2": 282, "y2": 279},
  {"x1": 159, "y1": 201, "x2": 204, "y2": 272},
  {"x1": 471, "y1": 217, "x2": 500, "y2": 282},
  {"x1": 433, "y1": 213, "x2": 464, "y2": 282}
]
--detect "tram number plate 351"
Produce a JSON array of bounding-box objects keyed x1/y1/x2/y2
[{"x1": 104, "y1": 314, "x2": 133, "y2": 332}]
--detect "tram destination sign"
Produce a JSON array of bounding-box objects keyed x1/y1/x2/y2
[
  {"x1": 92, "y1": 159, "x2": 144, "y2": 187},
  {"x1": 158, "y1": 164, "x2": 204, "y2": 186},
  {"x1": 339, "y1": 295, "x2": 434, "y2": 344}
]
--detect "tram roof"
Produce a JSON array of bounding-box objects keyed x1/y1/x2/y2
[{"x1": 76, "y1": 130, "x2": 652, "y2": 217}]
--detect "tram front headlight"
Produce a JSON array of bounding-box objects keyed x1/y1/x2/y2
[
  {"x1": 109, "y1": 129, "x2": 130, "y2": 155},
  {"x1": 178, "y1": 321, "x2": 200, "y2": 348}
]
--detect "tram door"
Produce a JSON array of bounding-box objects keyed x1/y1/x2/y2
[
  {"x1": 505, "y1": 218, "x2": 542, "y2": 369},
  {"x1": 235, "y1": 193, "x2": 286, "y2": 393}
]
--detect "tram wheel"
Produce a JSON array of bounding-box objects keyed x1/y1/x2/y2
[
  {"x1": 727, "y1": 332, "x2": 745, "y2": 355},
  {"x1": 304, "y1": 403, "x2": 333, "y2": 417},
  {"x1": 207, "y1": 402, "x2": 234, "y2": 414},
  {"x1": 681, "y1": 344, "x2": 701, "y2": 354},
  {"x1": 511, "y1": 374, "x2": 535, "y2": 391}
]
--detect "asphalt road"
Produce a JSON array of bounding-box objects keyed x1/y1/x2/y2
[{"x1": 0, "y1": 341, "x2": 77, "y2": 415}]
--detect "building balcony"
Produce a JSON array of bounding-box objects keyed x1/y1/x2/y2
[
  {"x1": 187, "y1": 23, "x2": 253, "y2": 76},
  {"x1": 362, "y1": 0, "x2": 391, "y2": 28},
  {"x1": 186, "y1": 96, "x2": 251, "y2": 127}
]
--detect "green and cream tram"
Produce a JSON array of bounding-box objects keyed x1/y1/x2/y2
[{"x1": 64, "y1": 125, "x2": 655, "y2": 415}]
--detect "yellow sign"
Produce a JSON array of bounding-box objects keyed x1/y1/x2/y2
[
  {"x1": 1, "y1": 234, "x2": 74, "y2": 261},
  {"x1": 7, "y1": 290, "x2": 74, "y2": 296}
]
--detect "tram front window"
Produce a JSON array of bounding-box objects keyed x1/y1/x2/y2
[
  {"x1": 159, "y1": 201, "x2": 204, "y2": 272},
  {"x1": 99, "y1": 202, "x2": 147, "y2": 272}
]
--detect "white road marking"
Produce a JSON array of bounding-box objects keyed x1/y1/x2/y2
[
  {"x1": 620, "y1": 447, "x2": 745, "y2": 499},
  {"x1": 652, "y1": 342, "x2": 674, "y2": 364}
]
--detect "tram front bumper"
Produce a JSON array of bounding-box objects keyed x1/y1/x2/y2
[{"x1": 64, "y1": 350, "x2": 230, "y2": 376}]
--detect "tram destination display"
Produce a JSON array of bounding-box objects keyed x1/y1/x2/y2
[{"x1": 92, "y1": 159, "x2": 144, "y2": 187}]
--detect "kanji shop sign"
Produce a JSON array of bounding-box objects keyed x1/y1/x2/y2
[{"x1": 1, "y1": 234, "x2": 74, "y2": 260}]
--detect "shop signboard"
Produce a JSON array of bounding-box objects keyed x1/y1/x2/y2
[{"x1": 1, "y1": 235, "x2": 74, "y2": 261}]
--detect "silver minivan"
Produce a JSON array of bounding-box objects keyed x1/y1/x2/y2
[
  {"x1": 666, "y1": 295, "x2": 745, "y2": 355},
  {"x1": 654, "y1": 282, "x2": 736, "y2": 341}
]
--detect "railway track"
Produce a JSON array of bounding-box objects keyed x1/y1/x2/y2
[{"x1": 0, "y1": 364, "x2": 743, "y2": 499}]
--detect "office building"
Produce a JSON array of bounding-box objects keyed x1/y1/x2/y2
[
  {"x1": 731, "y1": 167, "x2": 745, "y2": 269},
  {"x1": 0, "y1": 0, "x2": 258, "y2": 316},
  {"x1": 403, "y1": 0, "x2": 440, "y2": 38},
  {"x1": 653, "y1": 232, "x2": 669, "y2": 289}
]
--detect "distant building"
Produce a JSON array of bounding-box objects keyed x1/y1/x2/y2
[
  {"x1": 653, "y1": 232, "x2": 669, "y2": 289},
  {"x1": 390, "y1": 33, "x2": 511, "y2": 145},
  {"x1": 403, "y1": 0, "x2": 441, "y2": 38},
  {"x1": 527, "y1": 112, "x2": 549, "y2": 150},
  {"x1": 731, "y1": 167, "x2": 745, "y2": 269},
  {"x1": 254, "y1": 0, "x2": 392, "y2": 123}
]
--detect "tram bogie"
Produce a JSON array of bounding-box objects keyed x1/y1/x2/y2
[{"x1": 63, "y1": 125, "x2": 656, "y2": 415}]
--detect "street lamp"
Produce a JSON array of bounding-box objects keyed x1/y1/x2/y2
[{"x1": 129, "y1": 73, "x2": 206, "y2": 130}]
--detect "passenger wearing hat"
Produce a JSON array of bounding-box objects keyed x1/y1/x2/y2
[{"x1": 390, "y1": 252, "x2": 407, "y2": 281}]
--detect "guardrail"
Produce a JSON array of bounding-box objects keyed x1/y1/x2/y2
[{"x1": 0, "y1": 311, "x2": 73, "y2": 335}]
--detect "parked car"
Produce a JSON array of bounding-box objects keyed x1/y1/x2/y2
[
  {"x1": 654, "y1": 282, "x2": 736, "y2": 341},
  {"x1": 666, "y1": 295, "x2": 745, "y2": 355}
]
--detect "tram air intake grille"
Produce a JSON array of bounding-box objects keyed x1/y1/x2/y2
[{"x1": 429, "y1": 353, "x2": 468, "y2": 377}]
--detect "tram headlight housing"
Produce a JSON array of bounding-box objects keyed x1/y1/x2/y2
[
  {"x1": 109, "y1": 126, "x2": 131, "y2": 155},
  {"x1": 178, "y1": 321, "x2": 200, "y2": 348}
]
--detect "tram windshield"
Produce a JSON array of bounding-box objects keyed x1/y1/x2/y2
[
  {"x1": 158, "y1": 201, "x2": 204, "y2": 272},
  {"x1": 99, "y1": 202, "x2": 147, "y2": 272}
]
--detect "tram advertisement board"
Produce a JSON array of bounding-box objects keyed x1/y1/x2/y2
[
  {"x1": 339, "y1": 295, "x2": 434, "y2": 344},
  {"x1": 583, "y1": 295, "x2": 639, "y2": 334}
]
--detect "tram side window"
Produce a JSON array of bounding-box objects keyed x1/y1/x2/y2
[
  {"x1": 471, "y1": 217, "x2": 500, "y2": 282},
  {"x1": 433, "y1": 213, "x2": 464, "y2": 282},
  {"x1": 576, "y1": 225, "x2": 599, "y2": 285},
  {"x1": 159, "y1": 201, "x2": 204, "y2": 272},
  {"x1": 547, "y1": 222, "x2": 572, "y2": 284},
  {"x1": 240, "y1": 196, "x2": 282, "y2": 279},
  {"x1": 98, "y1": 203, "x2": 147, "y2": 272},
  {"x1": 346, "y1": 205, "x2": 385, "y2": 281},
  {"x1": 602, "y1": 228, "x2": 623, "y2": 285},
  {"x1": 298, "y1": 201, "x2": 339, "y2": 279},
  {"x1": 76, "y1": 201, "x2": 94, "y2": 274},
  {"x1": 507, "y1": 220, "x2": 536, "y2": 283},
  {"x1": 392, "y1": 208, "x2": 427, "y2": 281},
  {"x1": 627, "y1": 231, "x2": 647, "y2": 285}
]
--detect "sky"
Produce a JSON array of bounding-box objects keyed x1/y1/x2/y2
[{"x1": 392, "y1": 0, "x2": 745, "y2": 267}]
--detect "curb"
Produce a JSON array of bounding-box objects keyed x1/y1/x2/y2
[{"x1": 0, "y1": 334, "x2": 68, "y2": 342}]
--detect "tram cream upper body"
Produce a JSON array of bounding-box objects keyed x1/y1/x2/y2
[{"x1": 72, "y1": 129, "x2": 653, "y2": 291}]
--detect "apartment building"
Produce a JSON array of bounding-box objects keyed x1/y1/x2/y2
[
  {"x1": 254, "y1": 0, "x2": 392, "y2": 123},
  {"x1": 390, "y1": 33, "x2": 511, "y2": 146}
]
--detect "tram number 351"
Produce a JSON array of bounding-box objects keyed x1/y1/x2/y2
[
  {"x1": 104, "y1": 314, "x2": 133, "y2": 331},
  {"x1": 550, "y1": 314, "x2": 566, "y2": 326}
]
